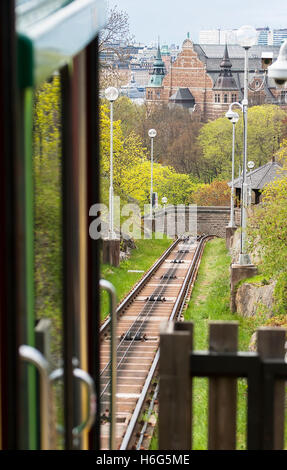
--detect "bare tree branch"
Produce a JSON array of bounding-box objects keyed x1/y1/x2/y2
[{"x1": 99, "y1": 5, "x2": 134, "y2": 87}]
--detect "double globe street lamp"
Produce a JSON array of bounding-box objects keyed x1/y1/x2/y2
[
  {"x1": 105, "y1": 86, "x2": 119, "y2": 238},
  {"x1": 225, "y1": 110, "x2": 239, "y2": 228},
  {"x1": 226, "y1": 25, "x2": 257, "y2": 265}
]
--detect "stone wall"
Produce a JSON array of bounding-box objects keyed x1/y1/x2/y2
[
  {"x1": 197, "y1": 206, "x2": 230, "y2": 238},
  {"x1": 154, "y1": 206, "x2": 238, "y2": 238}
]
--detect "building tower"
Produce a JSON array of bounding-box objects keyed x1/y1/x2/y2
[
  {"x1": 213, "y1": 44, "x2": 240, "y2": 116},
  {"x1": 145, "y1": 44, "x2": 166, "y2": 102}
]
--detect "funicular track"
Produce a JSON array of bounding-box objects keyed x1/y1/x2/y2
[{"x1": 99, "y1": 235, "x2": 212, "y2": 450}]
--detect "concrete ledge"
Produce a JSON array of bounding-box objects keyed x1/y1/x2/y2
[{"x1": 230, "y1": 263, "x2": 258, "y2": 313}]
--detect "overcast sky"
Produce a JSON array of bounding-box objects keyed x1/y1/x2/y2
[{"x1": 108, "y1": 0, "x2": 287, "y2": 45}]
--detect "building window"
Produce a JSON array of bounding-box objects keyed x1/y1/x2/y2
[
  {"x1": 281, "y1": 91, "x2": 287, "y2": 103},
  {"x1": 231, "y1": 93, "x2": 237, "y2": 102},
  {"x1": 215, "y1": 94, "x2": 220, "y2": 103},
  {"x1": 147, "y1": 90, "x2": 150, "y2": 99},
  {"x1": 224, "y1": 94, "x2": 228, "y2": 103},
  {"x1": 156, "y1": 92, "x2": 161, "y2": 99}
]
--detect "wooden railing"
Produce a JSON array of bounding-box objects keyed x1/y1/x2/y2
[{"x1": 159, "y1": 321, "x2": 287, "y2": 450}]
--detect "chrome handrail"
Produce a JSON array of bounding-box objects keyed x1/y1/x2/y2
[
  {"x1": 19, "y1": 344, "x2": 51, "y2": 450},
  {"x1": 49, "y1": 366, "x2": 96, "y2": 439}
]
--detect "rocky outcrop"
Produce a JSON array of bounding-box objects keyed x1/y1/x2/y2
[
  {"x1": 120, "y1": 234, "x2": 137, "y2": 262},
  {"x1": 235, "y1": 281, "x2": 276, "y2": 318}
]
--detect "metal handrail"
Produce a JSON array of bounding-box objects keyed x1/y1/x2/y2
[
  {"x1": 49, "y1": 366, "x2": 96, "y2": 438},
  {"x1": 19, "y1": 344, "x2": 51, "y2": 450}
]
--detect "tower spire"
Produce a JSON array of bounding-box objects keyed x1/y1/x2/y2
[{"x1": 220, "y1": 43, "x2": 232, "y2": 75}]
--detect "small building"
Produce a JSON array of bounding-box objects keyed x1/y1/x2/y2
[{"x1": 230, "y1": 160, "x2": 285, "y2": 205}]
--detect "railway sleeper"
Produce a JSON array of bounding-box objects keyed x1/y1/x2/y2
[
  {"x1": 121, "y1": 332, "x2": 146, "y2": 341},
  {"x1": 178, "y1": 250, "x2": 190, "y2": 253},
  {"x1": 146, "y1": 295, "x2": 166, "y2": 302},
  {"x1": 161, "y1": 274, "x2": 177, "y2": 279},
  {"x1": 171, "y1": 259, "x2": 184, "y2": 264}
]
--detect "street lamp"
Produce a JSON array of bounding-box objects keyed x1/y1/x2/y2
[
  {"x1": 105, "y1": 86, "x2": 119, "y2": 238},
  {"x1": 236, "y1": 25, "x2": 257, "y2": 265},
  {"x1": 268, "y1": 39, "x2": 287, "y2": 85},
  {"x1": 162, "y1": 196, "x2": 167, "y2": 210},
  {"x1": 225, "y1": 110, "x2": 239, "y2": 228},
  {"x1": 148, "y1": 129, "x2": 157, "y2": 218}
]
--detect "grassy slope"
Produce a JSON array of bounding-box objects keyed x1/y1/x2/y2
[
  {"x1": 101, "y1": 236, "x2": 172, "y2": 321},
  {"x1": 184, "y1": 238, "x2": 265, "y2": 450}
]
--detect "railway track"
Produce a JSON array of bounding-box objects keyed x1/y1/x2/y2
[{"x1": 99, "y1": 234, "x2": 211, "y2": 450}]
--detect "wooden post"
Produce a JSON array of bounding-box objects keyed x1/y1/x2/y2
[
  {"x1": 175, "y1": 322, "x2": 194, "y2": 449},
  {"x1": 159, "y1": 322, "x2": 191, "y2": 450},
  {"x1": 257, "y1": 327, "x2": 286, "y2": 450},
  {"x1": 102, "y1": 239, "x2": 120, "y2": 267},
  {"x1": 208, "y1": 322, "x2": 238, "y2": 450}
]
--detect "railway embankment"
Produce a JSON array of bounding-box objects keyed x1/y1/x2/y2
[
  {"x1": 229, "y1": 228, "x2": 276, "y2": 319},
  {"x1": 184, "y1": 237, "x2": 266, "y2": 449}
]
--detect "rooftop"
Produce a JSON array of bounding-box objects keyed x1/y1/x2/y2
[{"x1": 229, "y1": 160, "x2": 285, "y2": 190}]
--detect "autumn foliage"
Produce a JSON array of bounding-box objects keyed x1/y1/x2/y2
[{"x1": 190, "y1": 181, "x2": 230, "y2": 206}]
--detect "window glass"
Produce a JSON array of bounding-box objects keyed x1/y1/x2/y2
[
  {"x1": 33, "y1": 73, "x2": 64, "y2": 448},
  {"x1": 16, "y1": 0, "x2": 73, "y2": 29}
]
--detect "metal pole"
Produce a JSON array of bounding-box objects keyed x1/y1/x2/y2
[
  {"x1": 229, "y1": 121, "x2": 236, "y2": 227},
  {"x1": 239, "y1": 47, "x2": 251, "y2": 265},
  {"x1": 150, "y1": 137, "x2": 153, "y2": 219},
  {"x1": 109, "y1": 101, "x2": 114, "y2": 237}
]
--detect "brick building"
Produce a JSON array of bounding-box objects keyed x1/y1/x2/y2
[{"x1": 146, "y1": 35, "x2": 286, "y2": 121}]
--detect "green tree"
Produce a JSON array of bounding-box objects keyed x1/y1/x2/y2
[
  {"x1": 247, "y1": 156, "x2": 287, "y2": 315},
  {"x1": 113, "y1": 96, "x2": 146, "y2": 137},
  {"x1": 198, "y1": 105, "x2": 286, "y2": 182}
]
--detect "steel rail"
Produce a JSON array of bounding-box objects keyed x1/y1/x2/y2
[
  {"x1": 100, "y1": 237, "x2": 181, "y2": 335},
  {"x1": 119, "y1": 235, "x2": 209, "y2": 450},
  {"x1": 170, "y1": 235, "x2": 212, "y2": 322},
  {"x1": 100, "y1": 241, "x2": 190, "y2": 395}
]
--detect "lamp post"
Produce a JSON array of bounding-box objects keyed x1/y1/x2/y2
[
  {"x1": 148, "y1": 129, "x2": 157, "y2": 219},
  {"x1": 225, "y1": 110, "x2": 239, "y2": 228},
  {"x1": 162, "y1": 196, "x2": 167, "y2": 211},
  {"x1": 105, "y1": 86, "x2": 119, "y2": 238},
  {"x1": 236, "y1": 25, "x2": 257, "y2": 265}
]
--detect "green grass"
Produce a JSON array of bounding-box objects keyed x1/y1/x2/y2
[
  {"x1": 184, "y1": 238, "x2": 266, "y2": 450},
  {"x1": 100, "y1": 235, "x2": 172, "y2": 321},
  {"x1": 236, "y1": 273, "x2": 271, "y2": 289}
]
